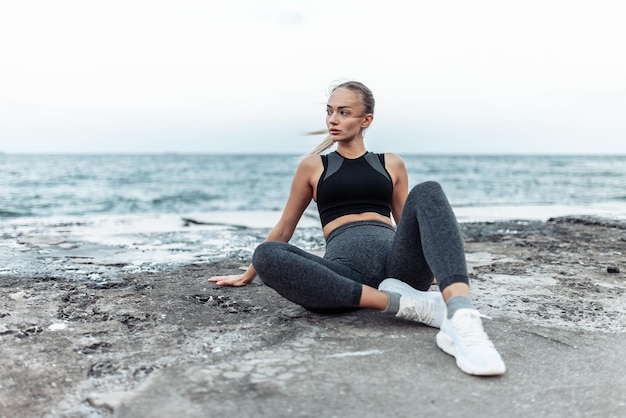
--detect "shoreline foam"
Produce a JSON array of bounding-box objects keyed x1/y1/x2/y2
[{"x1": 1, "y1": 206, "x2": 625, "y2": 280}]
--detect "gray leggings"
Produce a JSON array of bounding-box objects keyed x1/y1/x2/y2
[{"x1": 252, "y1": 181, "x2": 468, "y2": 312}]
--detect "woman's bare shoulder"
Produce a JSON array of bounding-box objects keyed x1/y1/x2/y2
[
  {"x1": 298, "y1": 154, "x2": 323, "y2": 171},
  {"x1": 383, "y1": 152, "x2": 406, "y2": 168}
]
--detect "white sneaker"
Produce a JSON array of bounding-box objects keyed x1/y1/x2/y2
[
  {"x1": 436, "y1": 308, "x2": 506, "y2": 376},
  {"x1": 378, "y1": 278, "x2": 446, "y2": 328}
]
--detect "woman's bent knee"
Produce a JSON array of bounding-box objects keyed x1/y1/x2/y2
[
  {"x1": 252, "y1": 241, "x2": 282, "y2": 270},
  {"x1": 252, "y1": 241, "x2": 295, "y2": 285},
  {"x1": 411, "y1": 181, "x2": 443, "y2": 197}
]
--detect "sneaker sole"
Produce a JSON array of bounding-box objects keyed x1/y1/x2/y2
[{"x1": 436, "y1": 330, "x2": 506, "y2": 376}]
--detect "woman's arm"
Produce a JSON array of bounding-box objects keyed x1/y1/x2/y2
[
  {"x1": 385, "y1": 153, "x2": 409, "y2": 224},
  {"x1": 208, "y1": 155, "x2": 321, "y2": 286},
  {"x1": 266, "y1": 155, "x2": 319, "y2": 242}
]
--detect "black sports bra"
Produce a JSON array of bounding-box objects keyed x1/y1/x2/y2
[{"x1": 316, "y1": 151, "x2": 393, "y2": 227}]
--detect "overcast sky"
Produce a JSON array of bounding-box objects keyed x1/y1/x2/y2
[{"x1": 1, "y1": 0, "x2": 625, "y2": 155}]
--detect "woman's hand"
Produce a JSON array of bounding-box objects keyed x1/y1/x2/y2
[{"x1": 208, "y1": 274, "x2": 254, "y2": 287}]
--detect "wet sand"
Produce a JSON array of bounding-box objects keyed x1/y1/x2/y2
[{"x1": 1, "y1": 217, "x2": 625, "y2": 417}]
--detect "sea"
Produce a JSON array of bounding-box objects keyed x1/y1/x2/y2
[{"x1": 1, "y1": 153, "x2": 626, "y2": 279}]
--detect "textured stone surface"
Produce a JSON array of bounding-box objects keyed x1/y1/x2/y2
[{"x1": 1, "y1": 218, "x2": 625, "y2": 417}]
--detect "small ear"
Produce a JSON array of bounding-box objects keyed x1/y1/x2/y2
[{"x1": 361, "y1": 114, "x2": 374, "y2": 128}]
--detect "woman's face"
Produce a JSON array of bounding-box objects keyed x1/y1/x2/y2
[{"x1": 326, "y1": 87, "x2": 372, "y2": 142}]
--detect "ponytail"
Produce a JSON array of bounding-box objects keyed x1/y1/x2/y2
[{"x1": 305, "y1": 130, "x2": 333, "y2": 156}]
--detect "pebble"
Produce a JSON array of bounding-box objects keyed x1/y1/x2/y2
[
  {"x1": 48, "y1": 323, "x2": 68, "y2": 331},
  {"x1": 9, "y1": 291, "x2": 28, "y2": 300}
]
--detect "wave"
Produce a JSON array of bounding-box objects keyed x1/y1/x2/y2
[
  {"x1": 151, "y1": 191, "x2": 221, "y2": 207},
  {"x1": 0, "y1": 209, "x2": 32, "y2": 218}
]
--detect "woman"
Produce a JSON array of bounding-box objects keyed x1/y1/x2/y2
[{"x1": 209, "y1": 81, "x2": 505, "y2": 376}]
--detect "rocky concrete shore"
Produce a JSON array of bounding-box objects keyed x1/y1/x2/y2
[{"x1": 1, "y1": 217, "x2": 625, "y2": 417}]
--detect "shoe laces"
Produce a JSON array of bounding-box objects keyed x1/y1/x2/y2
[
  {"x1": 451, "y1": 310, "x2": 495, "y2": 348},
  {"x1": 399, "y1": 297, "x2": 434, "y2": 324}
]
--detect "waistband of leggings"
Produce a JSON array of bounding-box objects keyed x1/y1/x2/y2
[{"x1": 325, "y1": 220, "x2": 394, "y2": 243}]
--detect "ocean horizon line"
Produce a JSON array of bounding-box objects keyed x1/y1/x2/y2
[{"x1": 3, "y1": 151, "x2": 626, "y2": 157}]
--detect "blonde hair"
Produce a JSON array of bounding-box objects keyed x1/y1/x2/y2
[
  {"x1": 305, "y1": 130, "x2": 334, "y2": 156},
  {"x1": 306, "y1": 81, "x2": 375, "y2": 156}
]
